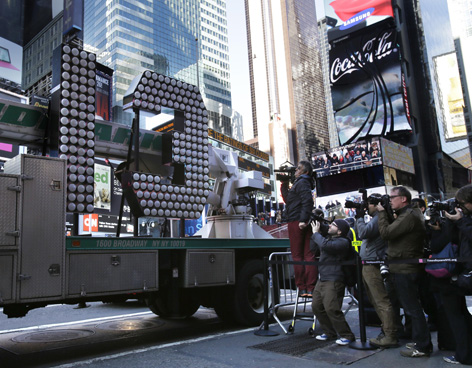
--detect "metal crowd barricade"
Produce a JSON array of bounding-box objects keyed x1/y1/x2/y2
[{"x1": 266, "y1": 251, "x2": 359, "y2": 335}]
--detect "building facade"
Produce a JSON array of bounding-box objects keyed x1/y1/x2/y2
[
  {"x1": 83, "y1": 0, "x2": 233, "y2": 133},
  {"x1": 245, "y1": 0, "x2": 329, "y2": 168}
]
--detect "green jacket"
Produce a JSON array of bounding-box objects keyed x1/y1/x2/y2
[{"x1": 378, "y1": 205, "x2": 426, "y2": 273}]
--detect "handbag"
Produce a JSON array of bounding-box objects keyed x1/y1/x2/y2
[{"x1": 425, "y1": 242, "x2": 459, "y2": 278}]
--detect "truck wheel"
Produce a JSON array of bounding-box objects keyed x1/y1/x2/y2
[
  {"x1": 146, "y1": 289, "x2": 200, "y2": 319},
  {"x1": 233, "y1": 259, "x2": 273, "y2": 326}
]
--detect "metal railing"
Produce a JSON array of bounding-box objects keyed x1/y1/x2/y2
[{"x1": 263, "y1": 252, "x2": 358, "y2": 335}]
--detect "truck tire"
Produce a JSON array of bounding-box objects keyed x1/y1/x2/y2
[
  {"x1": 233, "y1": 259, "x2": 273, "y2": 326},
  {"x1": 146, "y1": 289, "x2": 200, "y2": 319}
]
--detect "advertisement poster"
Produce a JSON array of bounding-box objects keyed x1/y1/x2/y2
[
  {"x1": 95, "y1": 69, "x2": 112, "y2": 121},
  {"x1": 94, "y1": 163, "x2": 111, "y2": 211},
  {"x1": 329, "y1": 23, "x2": 412, "y2": 145},
  {"x1": 325, "y1": 0, "x2": 394, "y2": 42},
  {"x1": 0, "y1": 37, "x2": 22, "y2": 84},
  {"x1": 434, "y1": 52, "x2": 467, "y2": 140},
  {"x1": 380, "y1": 137, "x2": 415, "y2": 174}
]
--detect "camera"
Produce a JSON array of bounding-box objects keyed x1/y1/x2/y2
[
  {"x1": 344, "y1": 188, "x2": 368, "y2": 210},
  {"x1": 380, "y1": 264, "x2": 389, "y2": 279},
  {"x1": 344, "y1": 199, "x2": 364, "y2": 210},
  {"x1": 309, "y1": 211, "x2": 330, "y2": 236},
  {"x1": 429, "y1": 198, "x2": 458, "y2": 214},
  {"x1": 274, "y1": 165, "x2": 297, "y2": 183},
  {"x1": 428, "y1": 198, "x2": 458, "y2": 225}
]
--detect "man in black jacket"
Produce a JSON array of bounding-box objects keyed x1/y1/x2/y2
[
  {"x1": 281, "y1": 161, "x2": 316, "y2": 298},
  {"x1": 311, "y1": 218, "x2": 356, "y2": 345},
  {"x1": 441, "y1": 184, "x2": 472, "y2": 365}
]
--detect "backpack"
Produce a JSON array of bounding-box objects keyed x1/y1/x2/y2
[{"x1": 342, "y1": 240, "x2": 359, "y2": 287}]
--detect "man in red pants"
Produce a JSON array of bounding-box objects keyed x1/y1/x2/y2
[{"x1": 281, "y1": 161, "x2": 317, "y2": 297}]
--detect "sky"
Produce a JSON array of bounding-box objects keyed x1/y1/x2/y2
[{"x1": 226, "y1": 0, "x2": 325, "y2": 142}]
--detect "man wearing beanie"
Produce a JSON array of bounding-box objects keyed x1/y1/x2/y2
[{"x1": 310, "y1": 218, "x2": 356, "y2": 346}]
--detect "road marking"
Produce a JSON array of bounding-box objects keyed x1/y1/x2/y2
[
  {"x1": 50, "y1": 326, "x2": 256, "y2": 367},
  {"x1": 0, "y1": 311, "x2": 153, "y2": 335}
]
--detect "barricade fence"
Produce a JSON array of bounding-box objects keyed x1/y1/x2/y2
[{"x1": 259, "y1": 252, "x2": 472, "y2": 337}]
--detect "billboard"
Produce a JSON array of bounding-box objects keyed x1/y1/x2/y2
[
  {"x1": 94, "y1": 163, "x2": 112, "y2": 211},
  {"x1": 325, "y1": 0, "x2": 394, "y2": 42},
  {"x1": 0, "y1": 37, "x2": 22, "y2": 84},
  {"x1": 329, "y1": 22, "x2": 412, "y2": 145},
  {"x1": 312, "y1": 138, "x2": 382, "y2": 178},
  {"x1": 95, "y1": 69, "x2": 113, "y2": 121},
  {"x1": 434, "y1": 52, "x2": 467, "y2": 141}
]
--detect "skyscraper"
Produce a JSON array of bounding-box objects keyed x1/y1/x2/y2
[
  {"x1": 245, "y1": 0, "x2": 328, "y2": 168},
  {"x1": 83, "y1": 0, "x2": 232, "y2": 134}
]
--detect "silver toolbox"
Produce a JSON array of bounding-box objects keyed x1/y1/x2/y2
[
  {"x1": 67, "y1": 251, "x2": 158, "y2": 296},
  {"x1": 0, "y1": 253, "x2": 16, "y2": 303},
  {"x1": 4, "y1": 155, "x2": 66, "y2": 301},
  {"x1": 182, "y1": 249, "x2": 235, "y2": 287}
]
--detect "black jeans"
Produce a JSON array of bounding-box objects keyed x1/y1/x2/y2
[
  {"x1": 390, "y1": 273, "x2": 432, "y2": 352},
  {"x1": 437, "y1": 281, "x2": 472, "y2": 364}
]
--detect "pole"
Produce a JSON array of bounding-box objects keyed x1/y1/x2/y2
[
  {"x1": 254, "y1": 256, "x2": 279, "y2": 336},
  {"x1": 349, "y1": 256, "x2": 376, "y2": 350},
  {"x1": 195, "y1": 38, "x2": 200, "y2": 88}
]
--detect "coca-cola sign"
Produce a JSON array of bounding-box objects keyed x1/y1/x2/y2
[
  {"x1": 330, "y1": 31, "x2": 395, "y2": 83},
  {"x1": 329, "y1": 22, "x2": 412, "y2": 145}
]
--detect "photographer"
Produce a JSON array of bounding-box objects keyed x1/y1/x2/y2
[
  {"x1": 310, "y1": 219, "x2": 356, "y2": 345},
  {"x1": 280, "y1": 161, "x2": 317, "y2": 298},
  {"x1": 377, "y1": 186, "x2": 432, "y2": 358},
  {"x1": 356, "y1": 194, "x2": 398, "y2": 348},
  {"x1": 438, "y1": 184, "x2": 472, "y2": 365}
]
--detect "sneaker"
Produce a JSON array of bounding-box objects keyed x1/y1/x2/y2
[
  {"x1": 369, "y1": 336, "x2": 399, "y2": 348},
  {"x1": 405, "y1": 342, "x2": 416, "y2": 350},
  {"x1": 336, "y1": 338, "x2": 352, "y2": 346},
  {"x1": 315, "y1": 334, "x2": 329, "y2": 341},
  {"x1": 400, "y1": 348, "x2": 430, "y2": 357},
  {"x1": 443, "y1": 356, "x2": 460, "y2": 364}
]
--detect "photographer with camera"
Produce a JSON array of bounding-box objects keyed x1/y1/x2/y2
[
  {"x1": 355, "y1": 194, "x2": 398, "y2": 348},
  {"x1": 310, "y1": 218, "x2": 356, "y2": 345},
  {"x1": 280, "y1": 161, "x2": 317, "y2": 298},
  {"x1": 436, "y1": 184, "x2": 472, "y2": 365},
  {"x1": 377, "y1": 186, "x2": 432, "y2": 358}
]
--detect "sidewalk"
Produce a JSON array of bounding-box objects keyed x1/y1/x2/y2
[{"x1": 63, "y1": 300, "x2": 459, "y2": 368}]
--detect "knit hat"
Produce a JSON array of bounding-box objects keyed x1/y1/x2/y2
[{"x1": 333, "y1": 219, "x2": 350, "y2": 237}]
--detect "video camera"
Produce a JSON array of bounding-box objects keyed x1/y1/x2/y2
[
  {"x1": 274, "y1": 165, "x2": 297, "y2": 183},
  {"x1": 344, "y1": 188, "x2": 370, "y2": 211},
  {"x1": 344, "y1": 189, "x2": 393, "y2": 220},
  {"x1": 428, "y1": 198, "x2": 458, "y2": 225}
]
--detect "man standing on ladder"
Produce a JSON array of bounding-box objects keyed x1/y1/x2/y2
[{"x1": 281, "y1": 161, "x2": 317, "y2": 298}]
